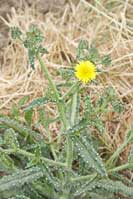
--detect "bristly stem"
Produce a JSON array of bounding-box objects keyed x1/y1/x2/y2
[
  {"x1": 37, "y1": 54, "x2": 67, "y2": 129},
  {"x1": 37, "y1": 54, "x2": 60, "y2": 100},
  {"x1": 71, "y1": 163, "x2": 132, "y2": 182},
  {"x1": 106, "y1": 131, "x2": 132, "y2": 167},
  {"x1": 61, "y1": 81, "x2": 79, "y2": 100},
  {"x1": 66, "y1": 92, "x2": 78, "y2": 169},
  {"x1": 0, "y1": 147, "x2": 66, "y2": 168}
]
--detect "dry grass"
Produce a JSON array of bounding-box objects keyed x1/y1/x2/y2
[{"x1": 0, "y1": 0, "x2": 133, "y2": 162}]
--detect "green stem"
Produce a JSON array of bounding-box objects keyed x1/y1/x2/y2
[
  {"x1": 66, "y1": 91, "x2": 78, "y2": 167},
  {"x1": 71, "y1": 163, "x2": 131, "y2": 182},
  {"x1": 106, "y1": 136, "x2": 131, "y2": 167},
  {"x1": 71, "y1": 174, "x2": 97, "y2": 182},
  {"x1": 66, "y1": 137, "x2": 73, "y2": 169},
  {"x1": 46, "y1": 127, "x2": 57, "y2": 160},
  {"x1": 0, "y1": 147, "x2": 66, "y2": 168},
  {"x1": 37, "y1": 54, "x2": 67, "y2": 129},
  {"x1": 37, "y1": 54, "x2": 60, "y2": 100},
  {"x1": 71, "y1": 92, "x2": 78, "y2": 126},
  {"x1": 108, "y1": 163, "x2": 132, "y2": 173},
  {"x1": 61, "y1": 81, "x2": 79, "y2": 100},
  {"x1": 66, "y1": 92, "x2": 77, "y2": 169}
]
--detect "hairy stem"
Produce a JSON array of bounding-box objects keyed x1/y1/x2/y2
[
  {"x1": 37, "y1": 54, "x2": 67, "y2": 129},
  {"x1": 61, "y1": 81, "x2": 79, "y2": 100},
  {"x1": 106, "y1": 132, "x2": 132, "y2": 167},
  {"x1": 66, "y1": 92, "x2": 77, "y2": 168},
  {"x1": 71, "y1": 163, "x2": 132, "y2": 182},
  {"x1": 0, "y1": 147, "x2": 66, "y2": 168}
]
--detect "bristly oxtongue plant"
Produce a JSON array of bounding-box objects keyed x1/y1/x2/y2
[{"x1": 0, "y1": 25, "x2": 132, "y2": 199}]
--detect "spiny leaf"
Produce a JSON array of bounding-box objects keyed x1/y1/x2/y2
[
  {"x1": 9, "y1": 195, "x2": 31, "y2": 199},
  {"x1": 18, "y1": 96, "x2": 29, "y2": 107},
  {"x1": 64, "y1": 118, "x2": 88, "y2": 135},
  {"x1": 32, "y1": 182, "x2": 56, "y2": 199},
  {"x1": 58, "y1": 67, "x2": 74, "y2": 81},
  {"x1": 128, "y1": 145, "x2": 133, "y2": 164},
  {"x1": 75, "y1": 179, "x2": 133, "y2": 198},
  {"x1": 86, "y1": 192, "x2": 114, "y2": 199},
  {"x1": 11, "y1": 27, "x2": 22, "y2": 40},
  {"x1": 101, "y1": 54, "x2": 111, "y2": 66},
  {"x1": 24, "y1": 97, "x2": 53, "y2": 111},
  {"x1": 111, "y1": 100, "x2": 124, "y2": 113},
  {"x1": 24, "y1": 109, "x2": 33, "y2": 126},
  {"x1": 72, "y1": 135, "x2": 107, "y2": 176},
  {"x1": 0, "y1": 152, "x2": 16, "y2": 172},
  {"x1": 0, "y1": 116, "x2": 42, "y2": 143},
  {"x1": 23, "y1": 184, "x2": 44, "y2": 199},
  {"x1": 87, "y1": 45, "x2": 100, "y2": 63},
  {"x1": 0, "y1": 167, "x2": 43, "y2": 193},
  {"x1": 126, "y1": 129, "x2": 133, "y2": 143},
  {"x1": 4, "y1": 128, "x2": 20, "y2": 149}
]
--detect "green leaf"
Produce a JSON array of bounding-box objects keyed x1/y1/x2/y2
[
  {"x1": 126, "y1": 129, "x2": 133, "y2": 143},
  {"x1": 0, "y1": 152, "x2": 16, "y2": 172},
  {"x1": 75, "y1": 179, "x2": 133, "y2": 198},
  {"x1": 73, "y1": 135, "x2": 107, "y2": 176},
  {"x1": 24, "y1": 97, "x2": 50, "y2": 111},
  {"x1": 28, "y1": 49, "x2": 35, "y2": 69},
  {"x1": 128, "y1": 145, "x2": 133, "y2": 164},
  {"x1": 0, "y1": 116, "x2": 42, "y2": 143},
  {"x1": 24, "y1": 109, "x2": 33, "y2": 126},
  {"x1": 11, "y1": 104, "x2": 20, "y2": 120},
  {"x1": 18, "y1": 96, "x2": 29, "y2": 107},
  {"x1": 58, "y1": 68, "x2": 74, "y2": 81},
  {"x1": 101, "y1": 55, "x2": 111, "y2": 66},
  {"x1": 87, "y1": 45, "x2": 100, "y2": 63},
  {"x1": 11, "y1": 27, "x2": 22, "y2": 40},
  {"x1": 64, "y1": 118, "x2": 88, "y2": 135},
  {"x1": 0, "y1": 167, "x2": 43, "y2": 193},
  {"x1": 9, "y1": 195, "x2": 31, "y2": 199},
  {"x1": 4, "y1": 128, "x2": 20, "y2": 149},
  {"x1": 111, "y1": 100, "x2": 124, "y2": 113},
  {"x1": 86, "y1": 192, "x2": 114, "y2": 199},
  {"x1": 23, "y1": 184, "x2": 44, "y2": 199}
]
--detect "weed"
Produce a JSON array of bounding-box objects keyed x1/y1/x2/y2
[{"x1": 0, "y1": 26, "x2": 132, "y2": 199}]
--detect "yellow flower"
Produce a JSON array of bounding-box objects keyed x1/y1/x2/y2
[{"x1": 75, "y1": 60, "x2": 96, "y2": 83}]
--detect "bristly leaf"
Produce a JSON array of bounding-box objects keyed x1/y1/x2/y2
[
  {"x1": 72, "y1": 135, "x2": 107, "y2": 176},
  {"x1": 128, "y1": 145, "x2": 133, "y2": 164},
  {"x1": 24, "y1": 109, "x2": 33, "y2": 126},
  {"x1": 28, "y1": 49, "x2": 35, "y2": 69},
  {"x1": 9, "y1": 195, "x2": 31, "y2": 199},
  {"x1": 11, "y1": 27, "x2": 22, "y2": 40},
  {"x1": 11, "y1": 25, "x2": 48, "y2": 69},
  {"x1": 58, "y1": 67, "x2": 74, "y2": 81},
  {"x1": 111, "y1": 100, "x2": 124, "y2": 113},
  {"x1": 87, "y1": 45, "x2": 100, "y2": 63},
  {"x1": 76, "y1": 39, "x2": 89, "y2": 60},
  {"x1": 0, "y1": 167, "x2": 43, "y2": 192},
  {"x1": 0, "y1": 116, "x2": 42, "y2": 143},
  {"x1": 4, "y1": 128, "x2": 20, "y2": 149},
  {"x1": 64, "y1": 118, "x2": 88, "y2": 135},
  {"x1": 0, "y1": 152, "x2": 16, "y2": 173},
  {"x1": 24, "y1": 97, "x2": 54, "y2": 111},
  {"x1": 101, "y1": 54, "x2": 111, "y2": 66},
  {"x1": 23, "y1": 25, "x2": 48, "y2": 69},
  {"x1": 84, "y1": 96, "x2": 104, "y2": 133},
  {"x1": 75, "y1": 179, "x2": 133, "y2": 198}
]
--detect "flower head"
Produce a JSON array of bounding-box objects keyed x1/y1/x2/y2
[{"x1": 75, "y1": 60, "x2": 96, "y2": 83}]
